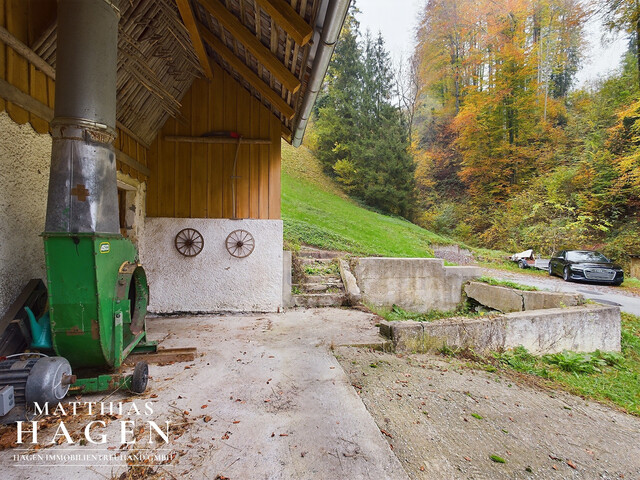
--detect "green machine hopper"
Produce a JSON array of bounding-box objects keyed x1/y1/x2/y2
[{"x1": 41, "y1": 0, "x2": 155, "y2": 394}]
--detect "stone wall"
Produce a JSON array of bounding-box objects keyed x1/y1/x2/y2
[
  {"x1": 354, "y1": 258, "x2": 480, "y2": 312},
  {"x1": 381, "y1": 305, "x2": 621, "y2": 354},
  {"x1": 141, "y1": 218, "x2": 283, "y2": 313}
]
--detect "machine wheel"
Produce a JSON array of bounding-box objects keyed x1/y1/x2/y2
[
  {"x1": 130, "y1": 361, "x2": 149, "y2": 394},
  {"x1": 563, "y1": 266, "x2": 571, "y2": 282},
  {"x1": 518, "y1": 259, "x2": 528, "y2": 269},
  {"x1": 548, "y1": 263, "x2": 553, "y2": 276}
]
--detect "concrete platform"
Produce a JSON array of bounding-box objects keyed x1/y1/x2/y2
[{"x1": 0, "y1": 309, "x2": 407, "y2": 479}]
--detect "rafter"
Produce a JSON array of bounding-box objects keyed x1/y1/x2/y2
[
  {"x1": 176, "y1": 0, "x2": 214, "y2": 80},
  {"x1": 198, "y1": 22, "x2": 295, "y2": 119},
  {"x1": 198, "y1": 0, "x2": 301, "y2": 93},
  {"x1": 253, "y1": 0, "x2": 313, "y2": 46}
]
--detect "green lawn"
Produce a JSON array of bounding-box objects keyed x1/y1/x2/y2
[{"x1": 281, "y1": 144, "x2": 451, "y2": 256}]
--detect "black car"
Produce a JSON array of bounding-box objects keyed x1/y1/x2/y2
[{"x1": 548, "y1": 250, "x2": 624, "y2": 285}]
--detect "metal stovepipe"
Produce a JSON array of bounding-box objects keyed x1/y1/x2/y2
[{"x1": 44, "y1": 0, "x2": 120, "y2": 234}]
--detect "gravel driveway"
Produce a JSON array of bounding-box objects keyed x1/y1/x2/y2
[{"x1": 481, "y1": 268, "x2": 640, "y2": 316}]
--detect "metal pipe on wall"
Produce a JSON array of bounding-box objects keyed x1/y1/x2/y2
[
  {"x1": 292, "y1": 0, "x2": 351, "y2": 147},
  {"x1": 44, "y1": 0, "x2": 121, "y2": 234}
]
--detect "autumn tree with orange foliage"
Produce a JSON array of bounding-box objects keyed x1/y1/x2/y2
[{"x1": 413, "y1": 0, "x2": 587, "y2": 240}]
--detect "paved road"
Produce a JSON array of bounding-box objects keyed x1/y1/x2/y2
[{"x1": 482, "y1": 267, "x2": 640, "y2": 316}]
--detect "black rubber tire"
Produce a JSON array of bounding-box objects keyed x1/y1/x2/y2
[
  {"x1": 613, "y1": 281, "x2": 623, "y2": 287},
  {"x1": 548, "y1": 263, "x2": 553, "y2": 276},
  {"x1": 563, "y1": 266, "x2": 571, "y2": 282},
  {"x1": 518, "y1": 260, "x2": 527, "y2": 269},
  {"x1": 130, "y1": 361, "x2": 149, "y2": 394}
]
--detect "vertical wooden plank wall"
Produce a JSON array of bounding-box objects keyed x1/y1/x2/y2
[
  {"x1": 146, "y1": 64, "x2": 282, "y2": 220},
  {"x1": 0, "y1": 0, "x2": 150, "y2": 181}
]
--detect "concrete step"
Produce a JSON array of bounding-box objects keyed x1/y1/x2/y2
[
  {"x1": 300, "y1": 257, "x2": 335, "y2": 265},
  {"x1": 293, "y1": 293, "x2": 348, "y2": 308},
  {"x1": 295, "y1": 282, "x2": 344, "y2": 293},
  {"x1": 299, "y1": 247, "x2": 343, "y2": 259},
  {"x1": 306, "y1": 274, "x2": 341, "y2": 283}
]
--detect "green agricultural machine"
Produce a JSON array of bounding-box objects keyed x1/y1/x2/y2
[
  {"x1": 40, "y1": 0, "x2": 155, "y2": 395},
  {"x1": 1, "y1": 0, "x2": 156, "y2": 425}
]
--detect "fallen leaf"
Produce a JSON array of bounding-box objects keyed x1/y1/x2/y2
[
  {"x1": 380, "y1": 429, "x2": 393, "y2": 439},
  {"x1": 464, "y1": 456, "x2": 471, "y2": 462},
  {"x1": 201, "y1": 405, "x2": 208, "y2": 409},
  {"x1": 567, "y1": 460, "x2": 577, "y2": 470}
]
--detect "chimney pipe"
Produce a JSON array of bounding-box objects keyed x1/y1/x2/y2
[{"x1": 45, "y1": 0, "x2": 120, "y2": 234}]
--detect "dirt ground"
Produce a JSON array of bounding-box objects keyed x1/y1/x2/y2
[{"x1": 336, "y1": 346, "x2": 640, "y2": 480}]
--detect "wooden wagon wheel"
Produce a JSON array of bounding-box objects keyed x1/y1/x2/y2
[
  {"x1": 225, "y1": 229, "x2": 255, "y2": 258},
  {"x1": 174, "y1": 228, "x2": 204, "y2": 257}
]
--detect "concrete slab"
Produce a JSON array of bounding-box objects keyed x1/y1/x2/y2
[
  {"x1": 0, "y1": 309, "x2": 407, "y2": 479},
  {"x1": 465, "y1": 282, "x2": 583, "y2": 313}
]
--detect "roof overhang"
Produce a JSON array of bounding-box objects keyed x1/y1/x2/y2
[{"x1": 32, "y1": 0, "x2": 350, "y2": 146}]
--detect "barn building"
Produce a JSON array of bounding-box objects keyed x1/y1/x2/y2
[{"x1": 0, "y1": 0, "x2": 349, "y2": 319}]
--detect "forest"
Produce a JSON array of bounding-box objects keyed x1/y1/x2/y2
[{"x1": 310, "y1": 0, "x2": 640, "y2": 270}]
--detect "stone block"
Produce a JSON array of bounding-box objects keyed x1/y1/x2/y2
[
  {"x1": 465, "y1": 282, "x2": 584, "y2": 313},
  {"x1": 464, "y1": 282, "x2": 525, "y2": 312},
  {"x1": 339, "y1": 259, "x2": 361, "y2": 305},
  {"x1": 521, "y1": 290, "x2": 582, "y2": 310},
  {"x1": 354, "y1": 258, "x2": 481, "y2": 313},
  {"x1": 391, "y1": 321, "x2": 423, "y2": 352}
]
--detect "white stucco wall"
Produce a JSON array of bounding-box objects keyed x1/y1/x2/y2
[
  {"x1": 0, "y1": 112, "x2": 51, "y2": 318},
  {"x1": 141, "y1": 218, "x2": 283, "y2": 313},
  {"x1": 117, "y1": 172, "x2": 146, "y2": 245}
]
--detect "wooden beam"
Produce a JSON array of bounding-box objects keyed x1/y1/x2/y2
[
  {"x1": 0, "y1": 77, "x2": 54, "y2": 122},
  {"x1": 116, "y1": 149, "x2": 152, "y2": 177},
  {"x1": 0, "y1": 78, "x2": 151, "y2": 177},
  {"x1": 0, "y1": 26, "x2": 56, "y2": 78},
  {"x1": 198, "y1": 23, "x2": 295, "y2": 119},
  {"x1": 281, "y1": 123, "x2": 292, "y2": 142},
  {"x1": 176, "y1": 0, "x2": 214, "y2": 80},
  {"x1": 254, "y1": 0, "x2": 313, "y2": 46},
  {"x1": 198, "y1": 0, "x2": 301, "y2": 94},
  {"x1": 123, "y1": 347, "x2": 198, "y2": 365},
  {"x1": 164, "y1": 135, "x2": 271, "y2": 144},
  {"x1": 0, "y1": 26, "x2": 152, "y2": 149}
]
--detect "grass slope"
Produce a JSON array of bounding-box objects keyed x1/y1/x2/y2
[{"x1": 281, "y1": 144, "x2": 451, "y2": 256}]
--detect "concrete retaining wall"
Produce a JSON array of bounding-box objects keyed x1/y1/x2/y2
[
  {"x1": 354, "y1": 258, "x2": 481, "y2": 313},
  {"x1": 465, "y1": 282, "x2": 583, "y2": 313},
  {"x1": 381, "y1": 305, "x2": 621, "y2": 354},
  {"x1": 141, "y1": 218, "x2": 283, "y2": 313}
]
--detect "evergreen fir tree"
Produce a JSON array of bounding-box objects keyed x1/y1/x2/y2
[{"x1": 314, "y1": 6, "x2": 416, "y2": 218}]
